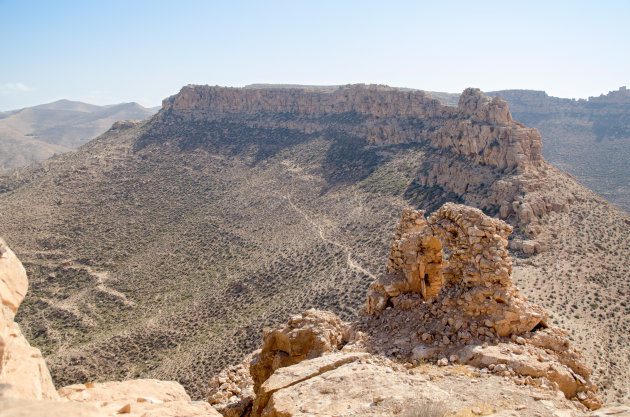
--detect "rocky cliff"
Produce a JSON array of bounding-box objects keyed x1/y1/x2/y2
[
  {"x1": 155, "y1": 84, "x2": 559, "y2": 241},
  {"x1": 488, "y1": 87, "x2": 630, "y2": 212},
  {"x1": 160, "y1": 84, "x2": 542, "y2": 171}
]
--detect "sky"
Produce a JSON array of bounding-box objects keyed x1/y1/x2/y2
[{"x1": 1, "y1": 0, "x2": 629, "y2": 111}]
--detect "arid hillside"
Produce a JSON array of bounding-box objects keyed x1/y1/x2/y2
[
  {"x1": 0, "y1": 100, "x2": 157, "y2": 174},
  {"x1": 0, "y1": 84, "x2": 627, "y2": 403}
]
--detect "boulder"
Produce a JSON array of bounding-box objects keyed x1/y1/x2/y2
[{"x1": 249, "y1": 309, "x2": 349, "y2": 392}]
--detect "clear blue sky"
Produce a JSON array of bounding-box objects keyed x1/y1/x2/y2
[{"x1": 1, "y1": 0, "x2": 628, "y2": 110}]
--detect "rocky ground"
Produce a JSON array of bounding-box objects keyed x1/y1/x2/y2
[
  {"x1": 4, "y1": 209, "x2": 629, "y2": 417},
  {"x1": 206, "y1": 204, "x2": 627, "y2": 416}
]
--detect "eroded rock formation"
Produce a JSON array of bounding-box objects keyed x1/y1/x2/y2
[
  {"x1": 366, "y1": 203, "x2": 546, "y2": 338},
  {"x1": 209, "y1": 204, "x2": 602, "y2": 416},
  {"x1": 360, "y1": 204, "x2": 600, "y2": 408}
]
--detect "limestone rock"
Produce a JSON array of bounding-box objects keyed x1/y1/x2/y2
[
  {"x1": 208, "y1": 351, "x2": 256, "y2": 417},
  {"x1": 248, "y1": 353, "x2": 590, "y2": 417},
  {"x1": 252, "y1": 352, "x2": 369, "y2": 416},
  {"x1": 0, "y1": 239, "x2": 59, "y2": 400},
  {"x1": 58, "y1": 379, "x2": 191, "y2": 403},
  {"x1": 366, "y1": 203, "x2": 545, "y2": 339},
  {"x1": 0, "y1": 397, "x2": 108, "y2": 417},
  {"x1": 0, "y1": 240, "x2": 28, "y2": 313},
  {"x1": 57, "y1": 379, "x2": 220, "y2": 416},
  {"x1": 249, "y1": 309, "x2": 349, "y2": 392}
]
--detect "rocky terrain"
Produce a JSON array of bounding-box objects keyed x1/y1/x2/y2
[
  {"x1": 3, "y1": 215, "x2": 628, "y2": 416},
  {"x1": 0, "y1": 237, "x2": 220, "y2": 416},
  {"x1": 0, "y1": 99, "x2": 156, "y2": 174},
  {"x1": 207, "y1": 204, "x2": 607, "y2": 416},
  {"x1": 0, "y1": 84, "x2": 628, "y2": 406},
  {"x1": 486, "y1": 87, "x2": 630, "y2": 212},
  {"x1": 426, "y1": 87, "x2": 630, "y2": 212}
]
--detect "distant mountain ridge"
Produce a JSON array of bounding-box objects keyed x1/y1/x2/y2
[{"x1": 0, "y1": 100, "x2": 157, "y2": 173}]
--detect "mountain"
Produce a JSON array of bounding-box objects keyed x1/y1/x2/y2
[
  {"x1": 486, "y1": 87, "x2": 630, "y2": 212},
  {"x1": 0, "y1": 100, "x2": 157, "y2": 174},
  {"x1": 0, "y1": 84, "x2": 628, "y2": 404}
]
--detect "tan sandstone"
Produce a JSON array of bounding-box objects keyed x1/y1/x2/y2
[{"x1": 0, "y1": 238, "x2": 59, "y2": 400}]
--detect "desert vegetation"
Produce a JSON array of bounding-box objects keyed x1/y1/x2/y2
[{"x1": 1, "y1": 87, "x2": 628, "y2": 404}]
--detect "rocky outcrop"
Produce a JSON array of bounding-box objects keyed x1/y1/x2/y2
[
  {"x1": 249, "y1": 310, "x2": 350, "y2": 392},
  {"x1": 2, "y1": 379, "x2": 221, "y2": 417},
  {"x1": 211, "y1": 204, "x2": 601, "y2": 416},
  {"x1": 360, "y1": 204, "x2": 599, "y2": 408},
  {"x1": 57, "y1": 379, "x2": 220, "y2": 416},
  {"x1": 207, "y1": 310, "x2": 352, "y2": 416},
  {"x1": 588, "y1": 86, "x2": 630, "y2": 104},
  {"x1": 208, "y1": 352, "x2": 256, "y2": 417},
  {"x1": 0, "y1": 238, "x2": 58, "y2": 400},
  {"x1": 250, "y1": 352, "x2": 599, "y2": 417},
  {"x1": 366, "y1": 204, "x2": 546, "y2": 338},
  {"x1": 433, "y1": 88, "x2": 543, "y2": 171}
]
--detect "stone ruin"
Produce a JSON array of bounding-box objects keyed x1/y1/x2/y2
[
  {"x1": 366, "y1": 202, "x2": 546, "y2": 338},
  {"x1": 208, "y1": 203, "x2": 602, "y2": 415}
]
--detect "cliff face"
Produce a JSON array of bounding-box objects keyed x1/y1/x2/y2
[
  {"x1": 155, "y1": 84, "x2": 554, "y2": 236},
  {"x1": 0, "y1": 239, "x2": 58, "y2": 400},
  {"x1": 160, "y1": 84, "x2": 543, "y2": 172},
  {"x1": 488, "y1": 87, "x2": 630, "y2": 212}
]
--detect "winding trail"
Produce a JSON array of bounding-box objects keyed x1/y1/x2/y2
[{"x1": 283, "y1": 194, "x2": 376, "y2": 280}]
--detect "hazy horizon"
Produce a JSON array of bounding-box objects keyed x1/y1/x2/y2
[{"x1": 1, "y1": 0, "x2": 629, "y2": 111}]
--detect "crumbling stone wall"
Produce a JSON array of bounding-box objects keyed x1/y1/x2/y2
[{"x1": 366, "y1": 203, "x2": 546, "y2": 338}]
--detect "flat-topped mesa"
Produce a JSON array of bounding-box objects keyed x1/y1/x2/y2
[
  {"x1": 158, "y1": 84, "x2": 542, "y2": 172},
  {"x1": 366, "y1": 203, "x2": 546, "y2": 337},
  {"x1": 161, "y1": 84, "x2": 446, "y2": 118}
]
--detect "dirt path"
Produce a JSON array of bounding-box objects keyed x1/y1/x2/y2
[{"x1": 283, "y1": 194, "x2": 376, "y2": 280}]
